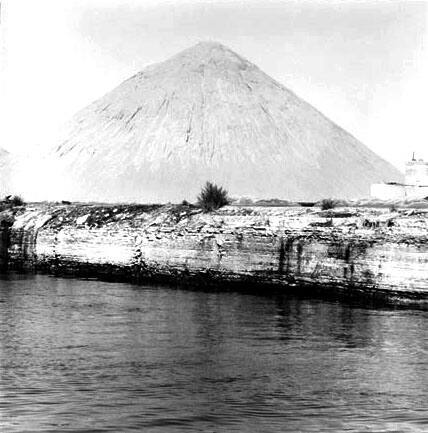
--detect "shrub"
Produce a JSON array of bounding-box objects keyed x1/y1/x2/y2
[
  {"x1": 11, "y1": 195, "x2": 24, "y2": 206},
  {"x1": 1, "y1": 195, "x2": 25, "y2": 209},
  {"x1": 197, "y1": 182, "x2": 230, "y2": 212},
  {"x1": 320, "y1": 198, "x2": 335, "y2": 210}
]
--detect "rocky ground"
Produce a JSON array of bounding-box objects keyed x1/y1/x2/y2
[{"x1": 1, "y1": 202, "x2": 426, "y2": 305}]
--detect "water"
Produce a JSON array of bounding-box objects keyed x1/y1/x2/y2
[{"x1": 0, "y1": 274, "x2": 427, "y2": 432}]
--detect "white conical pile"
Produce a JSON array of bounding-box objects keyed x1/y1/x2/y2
[{"x1": 41, "y1": 42, "x2": 402, "y2": 202}]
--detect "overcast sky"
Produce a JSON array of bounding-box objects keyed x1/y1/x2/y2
[{"x1": 0, "y1": 0, "x2": 427, "y2": 170}]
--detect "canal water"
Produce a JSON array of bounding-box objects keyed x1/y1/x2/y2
[{"x1": 0, "y1": 274, "x2": 427, "y2": 432}]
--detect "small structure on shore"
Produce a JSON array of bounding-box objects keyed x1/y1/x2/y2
[{"x1": 371, "y1": 153, "x2": 428, "y2": 200}]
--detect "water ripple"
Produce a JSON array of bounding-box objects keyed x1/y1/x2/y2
[{"x1": 1, "y1": 274, "x2": 427, "y2": 432}]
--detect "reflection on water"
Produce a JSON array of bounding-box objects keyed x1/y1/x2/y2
[{"x1": 0, "y1": 274, "x2": 427, "y2": 432}]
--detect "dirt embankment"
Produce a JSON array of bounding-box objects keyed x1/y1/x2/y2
[{"x1": 1, "y1": 202, "x2": 427, "y2": 305}]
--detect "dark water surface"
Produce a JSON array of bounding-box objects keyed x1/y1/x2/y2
[{"x1": 0, "y1": 274, "x2": 427, "y2": 432}]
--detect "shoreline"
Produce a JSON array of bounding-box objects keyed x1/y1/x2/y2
[{"x1": 1, "y1": 203, "x2": 427, "y2": 306}]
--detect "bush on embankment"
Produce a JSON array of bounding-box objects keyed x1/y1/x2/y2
[
  {"x1": 0, "y1": 195, "x2": 25, "y2": 211},
  {"x1": 197, "y1": 182, "x2": 230, "y2": 212}
]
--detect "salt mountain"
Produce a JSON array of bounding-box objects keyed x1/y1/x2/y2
[
  {"x1": 0, "y1": 148, "x2": 11, "y2": 197},
  {"x1": 51, "y1": 42, "x2": 402, "y2": 203}
]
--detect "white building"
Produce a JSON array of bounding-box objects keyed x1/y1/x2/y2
[{"x1": 371, "y1": 155, "x2": 428, "y2": 200}]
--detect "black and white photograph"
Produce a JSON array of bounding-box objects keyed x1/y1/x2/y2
[{"x1": 0, "y1": 0, "x2": 427, "y2": 431}]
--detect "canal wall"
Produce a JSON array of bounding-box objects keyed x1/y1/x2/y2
[
  {"x1": 1, "y1": 203, "x2": 428, "y2": 303},
  {"x1": 0, "y1": 226, "x2": 8, "y2": 271}
]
